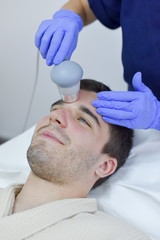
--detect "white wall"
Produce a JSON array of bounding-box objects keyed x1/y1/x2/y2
[{"x1": 0, "y1": 0, "x2": 127, "y2": 139}]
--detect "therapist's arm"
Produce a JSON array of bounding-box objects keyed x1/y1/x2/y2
[{"x1": 61, "y1": 0, "x2": 96, "y2": 25}]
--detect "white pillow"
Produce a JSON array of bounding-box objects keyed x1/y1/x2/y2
[
  {"x1": 0, "y1": 126, "x2": 35, "y2": 187},
  {"x1": 0, "y1": 127, "x2": 160, "y2": 240},
  {"x1": 88, "y1": 129, "x2": 160, "y2": 240}
]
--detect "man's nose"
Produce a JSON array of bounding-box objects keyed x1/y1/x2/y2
[{"x1": 49, "y1": 109, "x2": 68, "y2": 128}]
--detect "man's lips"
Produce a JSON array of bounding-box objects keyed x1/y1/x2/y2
[{"x1": 40, "y1": 130, "x2": 64, "y2": 145}]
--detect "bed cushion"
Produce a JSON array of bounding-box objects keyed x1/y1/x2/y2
[
  {"x1": 0, "y1": 126, "x2": 35, "y2": 187},
  {"x1": 88, "y1": 129, "x2": 160, "y2": 240}
]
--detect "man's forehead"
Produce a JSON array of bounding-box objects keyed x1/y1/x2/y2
[
  {"x1": 51, "y1": 90, "x2": 97, "y2": 108},
  {"x1": 78, "y1": 89, "x2": 98, "y2": 102}
]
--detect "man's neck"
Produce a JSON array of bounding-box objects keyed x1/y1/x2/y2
[{"x1": 12, "y1": 172, "x2": 88, "y2": 214}]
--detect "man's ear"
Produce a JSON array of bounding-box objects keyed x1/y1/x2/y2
[{"x1": 95, "y1": 154, "x2": 117, "y2": 178}]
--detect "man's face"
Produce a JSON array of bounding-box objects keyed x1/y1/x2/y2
[{"x1": 27, "y1": 90, "x2": 110, "y2": 185}]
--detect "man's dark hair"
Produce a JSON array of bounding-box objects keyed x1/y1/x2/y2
[{"x1": 80, "y1": 79, "x2": 133, "y2": 189}]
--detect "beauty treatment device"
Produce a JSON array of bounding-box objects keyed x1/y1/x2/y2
[{"x1": 50, "y1": 60, "x2": 83, "y2": 103}]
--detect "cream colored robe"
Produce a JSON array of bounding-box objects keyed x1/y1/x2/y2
[{"x1": 0, "y1": 184, "x2": 150, "y2": 240}]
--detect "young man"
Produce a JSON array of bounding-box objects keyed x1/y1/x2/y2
[{"x1": 0, "y1": 80, "x2": 150, "y2": 240}]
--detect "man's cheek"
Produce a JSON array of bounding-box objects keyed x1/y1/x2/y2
[
  {"x1": 35, "y1": 116, "x2": 49, "y2": 132},
  {"x1": 72, "y1": 128, "x2": 91, "y2": 144}
]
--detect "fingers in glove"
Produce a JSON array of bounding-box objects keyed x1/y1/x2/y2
[
  {"x1": 97, "y1": 91, "x2": 138, "y2": 101},
  {"x1": 132, "y1": 72, "x2": 152, "y2": 93},
  {"x1": 40, "y1": 25, "x2": 62, "y2": 59},
  {"x1": 53, "y1": 31, "x2": 77, "y2": 65},
  {"x1": 35, "y1": 20, "x2": 52, "y2": 49},
  {"x1": 92, "y1": 99, "x2": 131, "y2": 110},
  {"x1": 46, "y1": 29, "x2": 65, "y2": 66}
]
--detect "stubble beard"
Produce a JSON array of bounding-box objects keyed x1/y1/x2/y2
[{"x1": 27, "y1": 140, "x2": 100, "y2": 186}]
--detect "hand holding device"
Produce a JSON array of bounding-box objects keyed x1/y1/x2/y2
[{"x1": 35, "y1": 9, "x2": 83, "y2": 66}]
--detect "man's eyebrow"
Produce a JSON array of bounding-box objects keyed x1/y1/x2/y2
[
  {"x1": 79, "y1": 106, "x2": 100, "y2": 126},
  {"x1": 50, "y1": 100, "x2": 64, "y2": 110}
]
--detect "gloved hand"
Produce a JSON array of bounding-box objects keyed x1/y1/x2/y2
[
  {"x1": 92, "y1": 72, "x2": 160, "y2": 130},
  {"x1": 35, "y1": 9, "x2": 83, "y2": 66}
]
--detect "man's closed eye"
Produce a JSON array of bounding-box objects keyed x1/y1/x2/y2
[{"x1": 78, "y1": 117, "x2": 91, "y2": 127}]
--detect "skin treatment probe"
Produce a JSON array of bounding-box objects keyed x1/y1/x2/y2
[{"x1": 50, "y1": 60, "x2": 83, "y2": 103}]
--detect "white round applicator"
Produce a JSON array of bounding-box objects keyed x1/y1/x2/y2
[{"x1": 50, "y1": 60, "x2": 83, "y2": 103}]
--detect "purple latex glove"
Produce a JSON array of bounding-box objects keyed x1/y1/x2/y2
[
  {"x1": 92, "y1": 72, "x2": 160, "y2": 130},
  {"x1": 35, "y1": 9, "x2": 83, "y2": 66}
]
